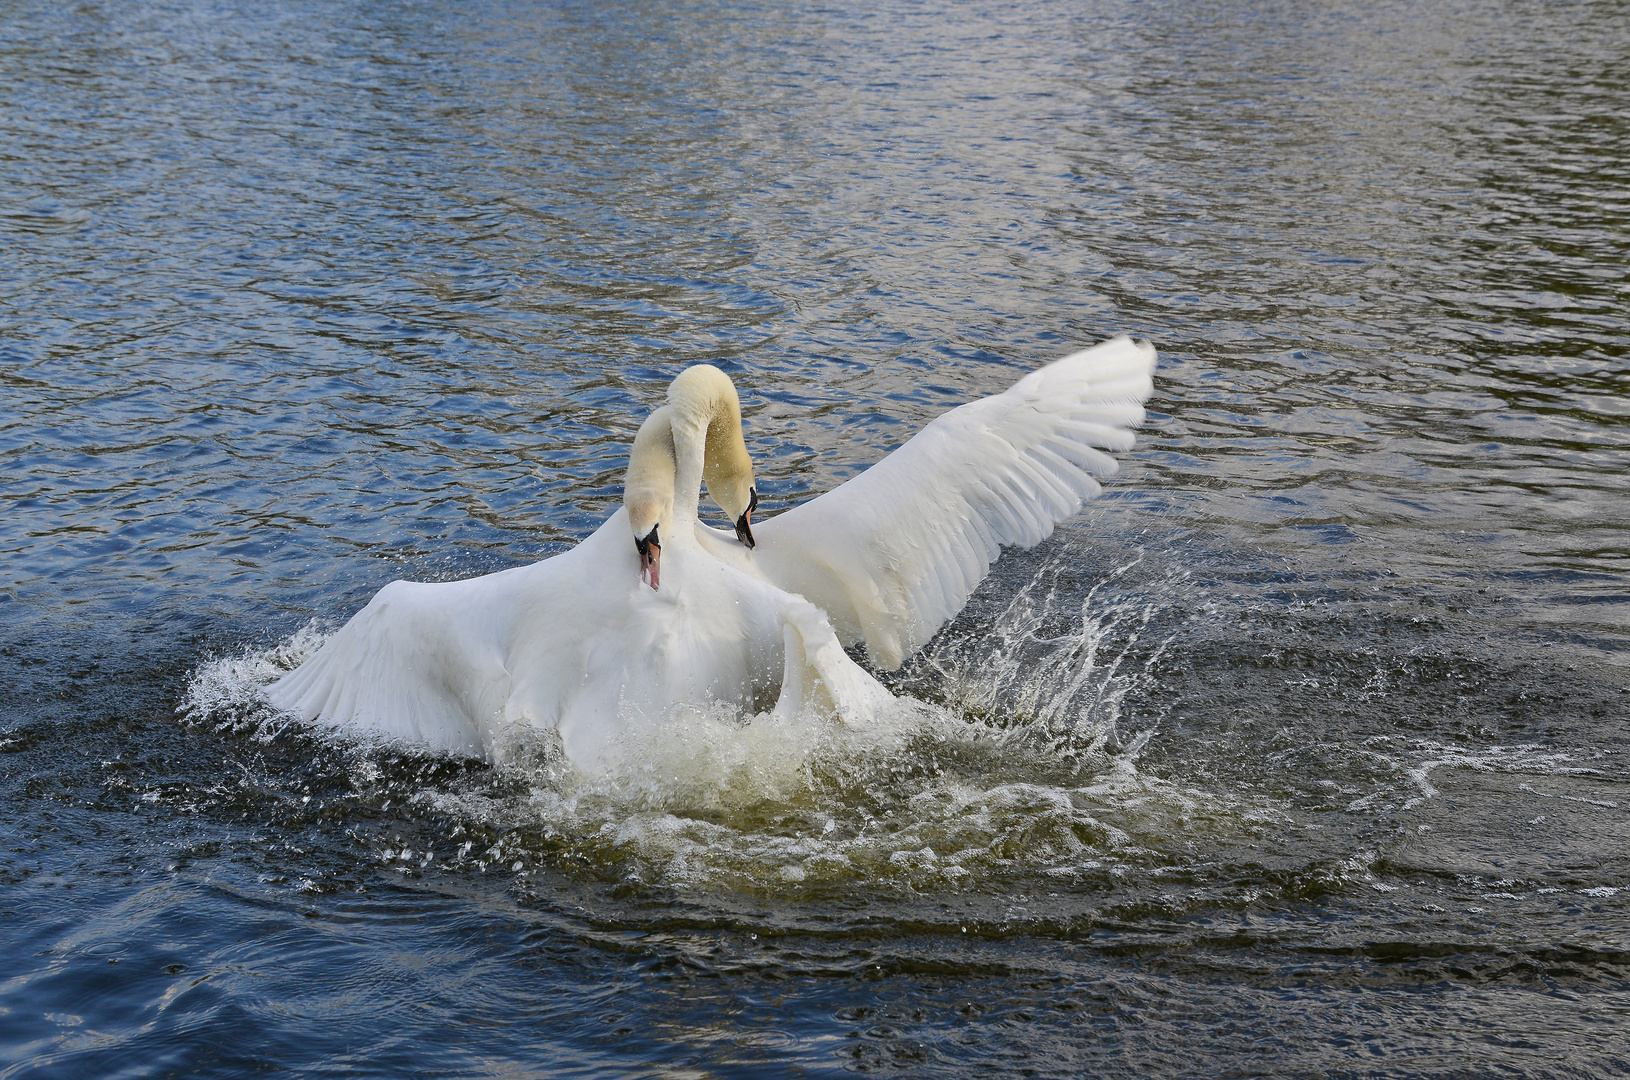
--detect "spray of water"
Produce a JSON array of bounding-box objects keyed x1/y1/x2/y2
[
  {"x1": 897, "y1": 550, "x2": 1187, "y2": 761},
  {"x1": 176, "y1": 555, "x2": 1271, "y2": 894}
]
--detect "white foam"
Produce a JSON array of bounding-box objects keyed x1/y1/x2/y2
[
  {"x1": 177, "y1": 620, "x2": 328, "y2": 738},
  {"x1": 177, "y1": 558, "x2": 1274, "y2": 892}
]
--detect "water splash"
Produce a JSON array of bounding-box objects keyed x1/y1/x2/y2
[
  {"x1": 176, "y1": 554, "x2": 1263, "y2": 894},
  {"x1": 178, "y1": 620, "x2": 330, "y2": 740},
  {"x1": 895, "y1": 550, "x2": 1197, "y2": 760}
]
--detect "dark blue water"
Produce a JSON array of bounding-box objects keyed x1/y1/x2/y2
[{"x1": 3, "y1": 0, "x2": 1628, "y2": 1076}]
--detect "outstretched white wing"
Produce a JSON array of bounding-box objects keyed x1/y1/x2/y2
[
  {"x1": 265, "y1": 571, "x2": 522, "y2": 757},
  {"x1": 752, "y1": 336, "x2": 1156, "y2": 670}
]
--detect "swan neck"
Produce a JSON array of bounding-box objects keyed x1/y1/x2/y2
[
  {"x1": 625, "y1": 406, "x2": 678, "y2": 541},
  {"x1": 669, "y1": 414, "x2": 706, "y2": 530},
  {"x1": 667, "y1": 364, "x2": 752, "y2": 531}
]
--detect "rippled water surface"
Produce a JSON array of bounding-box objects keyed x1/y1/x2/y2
[{"x1": 4, "y1": 0, "x2": 1628, "y2": 1076}]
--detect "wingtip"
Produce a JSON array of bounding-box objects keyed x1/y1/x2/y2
[
  {"x1": 1134, "y1": 337, "x2": 1158, "y2": 368},
  {"x1": 1019, "y1": 335, "x2": 1158, "y2": 402}
]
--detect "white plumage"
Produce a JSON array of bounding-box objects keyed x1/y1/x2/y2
[
  {"x1": 267, "y1": 378, "x2": 890, "y2": 769},
  {"x1": 751, "y1": 335, "x2": 1156, "y2": 669}
]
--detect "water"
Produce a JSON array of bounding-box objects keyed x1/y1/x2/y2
[{"x1": 3, "y1": 0, "x2": 1628, "y2": 1075}]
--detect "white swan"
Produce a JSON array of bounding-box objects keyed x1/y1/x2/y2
[
  {"x1": 266, "y1": 364, "x2": 889, "y2": 769},
  {"x1": 267, "y1": 335, "x2": 1156, "y2": 769}
]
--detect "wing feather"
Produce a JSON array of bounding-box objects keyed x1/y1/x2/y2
[{"x1": 753, "y1": 336, "x2": 1156, "y2": 669}]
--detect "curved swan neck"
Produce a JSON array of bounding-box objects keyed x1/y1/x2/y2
[
  {"x1": 667, "y1": 364, "x2": 755, "y2": 529},
  {"x1": 625, "y1": 406, "x2": 677, "y2": 540}
]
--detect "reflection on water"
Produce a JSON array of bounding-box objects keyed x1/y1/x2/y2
[{"x1": 2, "y1": 0, "x2": 1627, "y2": 1076}]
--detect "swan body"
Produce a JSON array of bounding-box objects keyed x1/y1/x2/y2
[
  {"x1": 267, "y1": 366, "x2": 888, "y2": 769},
  {"x1": 267, "y1": 336, "x2": 1155, "y2": 768}
]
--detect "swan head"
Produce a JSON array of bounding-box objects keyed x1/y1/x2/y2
[
  {"x1": 625, "y1": 406, "x2": 676, "y2": 589},
  {"x1": 708, "y1": 455, "x2": 757, "y2": 549},
  {"x1": 668, "y1": 363, "x2": 759, "y2": 547}
]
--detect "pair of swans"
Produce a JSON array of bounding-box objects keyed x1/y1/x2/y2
[{"x1": 267, "y1": 337, "x2": 1157, "y2": 770}]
